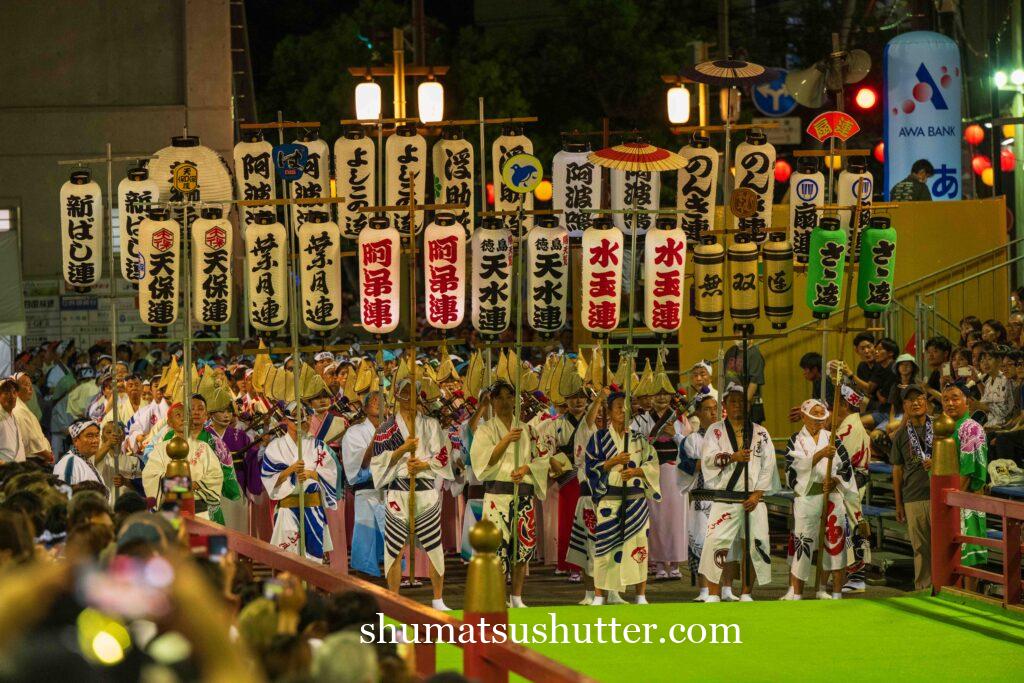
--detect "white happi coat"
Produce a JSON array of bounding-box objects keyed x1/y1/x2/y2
[
  {"x1": 142, "y1": 434, "x2": 223, "y2": 512},
  {"x1": 784, "y1": 426, "x2": 862, "y2": 580},
  {"x1": 563, "y1": 414, "x2": 598, "y2": 574},
  {"x1": 585, "y1": 426, "x2": 661, "y2": 592},
  {"x1": 370, "y1": 412, "x2": 454, "y2": 575},
  {"x1": 698, "y1": 420, "x2": 776, "y2": 586},
  {"x1": 679, "y1": 429, "x2": 711, "y2": 565},
  {"x1": 261, "y1": 434, "x2": 339, "y2": 560},
  {"x1": 54, "y1": 449, "x2": 105, "y2": 490},
  {"x1": 470, "y1": 416, "x2": 551, "y2": 564}
]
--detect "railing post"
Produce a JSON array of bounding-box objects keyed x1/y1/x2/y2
[
  {"x1": 463, "y1": 519, "x2": 508, "y2": 683},
  {"x1": 1005, "y1": 517, "x2": 1022, "y2": 605},
  {"x1": 930, "y1": 413, "x2": 960, "y2": 593},
  {"x1": 914, "y1": 294, "x2": 924, "y2": 367}
]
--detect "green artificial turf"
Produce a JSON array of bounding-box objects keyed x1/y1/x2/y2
[{"x1": 424, "y1": 595, "x2": 1024, "y2": 682}]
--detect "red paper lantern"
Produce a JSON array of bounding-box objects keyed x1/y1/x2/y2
[
  {"x1": 1000, "y1": 147, "x2": 1016, "y2": 173},
  {"x1": 485, "y1": 181, "x2": 495, "y2": 206},
  {"x1": 964, "y1": 124, "x2": 985, "y2": 146},
  {"x1": 873, "y1": 141, "x2": 885, "y2": 164},
  {"x1": 971, "y1": 154, "x2": 992, "y2": 176},
  {"x1": 773, "y1": 159, "x2": 792, "y2": 183}
]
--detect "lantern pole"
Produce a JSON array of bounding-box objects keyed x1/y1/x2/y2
[
  {"x1": 103, "y1": 143, "x2": 123, "y2": 504},
  {"x1": 509, "y1": 191, "x2": 527, "y2": 567}
]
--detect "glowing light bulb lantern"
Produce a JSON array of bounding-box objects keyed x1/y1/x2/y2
[
  {"x1": 666, "y1": 85, "x2": 691, "y2": 124},
  {"x1": 1012, "y1": 69, "x2": 1024, "y2": 86},
  {"x1": 418, "y1": 78, "x2": 444, "y2": 124},
  {"x1": 964, "y1": 124, "x2": 985, "y2": 146},
  {"x1": 355, "y1": 80, "x2": 382, "y2": 120}
]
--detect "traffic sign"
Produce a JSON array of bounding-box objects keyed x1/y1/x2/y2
[{"x1": 752, "y1": 70, "x2": 797, "y2": 117}]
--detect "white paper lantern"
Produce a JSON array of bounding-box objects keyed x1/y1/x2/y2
[
  {"x1": 732, "y1": 132, "x2": 776, "y2": 243},
  {"x1": 525, "y1": 219, "x2": 569, "y2": 334},
  {"x1": 423, "y1": 219, "x2": 466, "y2": 330},
  {"x1": 492, "y1": 132, "x2": 534, "y2": 232},
  {"x1": 386, "y1": 128, "x2": 427, "y2": 236},
  {"x1": 355, "y1": 80, "x2": 382, "y2": 120},
  {"x1": 245, "y1": 220, "x2": 288, "y2": 331},
  {"x1": 59, "y1": 172, "x2": 104, "y2": 289},
  {"x1": 117, "y1": 169, "x2": 159, "y2": 283},
  {"x1": 333, "y1": 133, "x2": 375, "y2": 239},
  {"x1": 191, "y1": 213, "x2": 233, "y2": 326},
  {"x1": 297, "y1": 214, "x2": 342, "y2": 331},
  {"x1": 551, "y1": 148, "x2": 600, "y2": 238},
  {"x1": 580, "y1": 223, "x2": 623, "y2": 333},
  {"x1": 643, "y1": 222, "x2": 687, "y2": 334},
  {"x1": 357, "y1": 220, "x2": 402, "y2": 335},
  {"x1": 470, "y1": 221, "x2": 514, "y2": 336},
  {"x1": 137, "y1": 213, "x2": 180, "y2": 326},
  {"x1": 291, "y1": 137, "x2": 331, "y2": 230},
  {"x1": 676, "y1": 139, "x2": 719, "y2": 243},
  {"x1": 611, "y1": 169, "x2": 660, "y2": 235},
  {"x1": 233, "y1": 138, "x2": 277, "y2": 230},
  {"x1": 788, "y1": 164, "x2": 825, "y2": 266},
  {"x1": 148, "y1": 136, "x2": 233, "y2": 207},
  {"x1": 836, "y1": 163, "x2": 874, "y2": 245},
  {"x1": 666, "y1": 85, "x2": 691, "y2": 124},
  {"x1": 431, "y1": 136, "x2": 474, "y2": 235},
  {"x1": 417, "y1": 80, "x2": 445, "y2": 124}
]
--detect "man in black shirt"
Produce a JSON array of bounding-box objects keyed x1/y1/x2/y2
[{"x1": 865, "y1": 338, "x2": 899, "y2": 430}]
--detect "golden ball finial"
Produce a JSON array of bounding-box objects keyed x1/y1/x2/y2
[
  {"x1": 932, "y1": 412, "x2": 956, "y2": 439},
  {"x1": 469, "y1": 519, "x2": 502, "y2": 554},
  {"x1": 166, "y1": 434, "x2": 190, "y2": 461}
]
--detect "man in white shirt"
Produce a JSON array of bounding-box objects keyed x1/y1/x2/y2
[
  {"x1": 10, "y1": 375, "x2": 52, "y2": 462},
  {"x1": 0, "y1": 379, "x2": 26, "y2": 463}
]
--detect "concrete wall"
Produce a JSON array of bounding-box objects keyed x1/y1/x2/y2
[{"x1": 0, "y1": 0, "x2": 233, "y2": 279}]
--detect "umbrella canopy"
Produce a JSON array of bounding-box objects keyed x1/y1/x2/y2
[
  {"x1": 587, "y1": 142, "x2": 686, "y2": 173},
  {"x1": 678, "y1": 58, "x2": 779, "y2": 86}
]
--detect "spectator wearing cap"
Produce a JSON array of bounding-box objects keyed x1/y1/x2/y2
[
  {"x1": 0, "y1": 379, "x2": 26, "y2": 463},
  {"x1": 9, "y1": 374, "x2": 51, "y2": 463},
  {"x1": 889, "y1": 384, "x2": 932, "y2": 590},
  {"x1": 52, "y1": 419, "x2": 106, "y2": 493}
]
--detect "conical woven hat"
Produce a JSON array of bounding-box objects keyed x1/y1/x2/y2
[
  {"x1": 634, "y1": 359, "x2": 655, "y2": 397},
  {"x1": 558, "y1": 357, "x2": 586, "y2": 400},
  {"x1": 465, "y1": 351, "x2": 485, "y2": 398},
  {"x1": 652, "y1": 353, "x2": 675, "y2": 395},
  {"x1": 251, "y1": 340, "x2": 271, "y2": 392}
]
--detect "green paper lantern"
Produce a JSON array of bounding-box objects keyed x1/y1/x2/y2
[
  {"x1": 805, "y1": 217, "x2": 847, "y2": 320},
  {"x1": 856, "y1": 216, "x2": 897, "y2": 319}
]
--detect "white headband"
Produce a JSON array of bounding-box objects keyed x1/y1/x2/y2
[{"x1": 800, "y1": 399, "x2": 830, "y2": 420}]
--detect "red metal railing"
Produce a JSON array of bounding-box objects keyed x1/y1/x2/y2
[
  {"x1": 931, "y1": 475, "x2": 1024, "y2": 606},
  {"x1": 185, "y1": 518, "x2": 591, "y2": 682}
]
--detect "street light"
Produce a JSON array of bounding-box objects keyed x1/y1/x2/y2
[
  {"x1": 995, "y1": 71, "x2": 1009, "y2": 89},
  {"x1": 355, "y1": 78, "x2": 382, "y2": 120},
  {"x1": 417, "y1": 77, "x2": 444, "y2": 124},
  {"x1": 666, "y1": 84, "x2": 691, "y2": 124},
  {"x1": 1012, "y1": 69, "x2": 1024, "y2": 87}
]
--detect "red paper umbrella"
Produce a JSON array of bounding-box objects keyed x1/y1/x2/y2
[{"x1": 587, "y1": 141, "x2": 687, "y2": 172}]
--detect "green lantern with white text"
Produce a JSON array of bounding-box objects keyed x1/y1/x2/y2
[
  {"x1": 856, "y1": 216, "x2": 897, "y2": 319},
  {"x1": 805, "y1": 217, "x2": 846, "y2": 320}
]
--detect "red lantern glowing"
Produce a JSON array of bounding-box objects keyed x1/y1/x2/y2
[
  {"x1": 964, "y1": 124, "x2": 984, "y2": 146},
  {"x1": 971, "y1": 154, "x2": 992, "y2": 176},
  {"x1": 873, "y1": 142, "x2": 884, "y2": 164},
  {"x1": 773, "y1": 159, "x2": 792, "y2": 184},
  {"x1": 1001, "y1": 147, "x2": 1016, "y2": 173},
  {"x1": 485, "y1": 181, "x2": 495, "y2": 206}
]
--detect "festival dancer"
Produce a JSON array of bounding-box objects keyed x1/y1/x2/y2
[
  {"x1": 205, "y1": 387, "x2": 259, "y2": 533},
  {"x1": 585, "y1": 392, "x2": 661, "y2": 605},
  {"x1": 698, "y1": 383, "x2": 776, "y2": 602},
  {"x1": 341, "y1": 391, "x2": 386, "y2": 576},
  {"x1": 781, "y1": 399, "x2": 863, "y2": 600},
  {"x1": 632, "y1": 364, "x2": 689, "y2": 580},
  {"x1": 833, "y1": 384, "x2": 873, "y2": 594},
  {"x1": 53, "y1": 419, "x2": 106, "y2": 492},
  {"x1": 261, "y1": 402, "x2": 339, "y2": 561},
  {"x1": 470, "y1": 380, "x2": 552, "y2": 607},
  {"x1": 371, "y1": 377, "x2": 454, "y2": 611},
  {"x1": 308, "y1": 378, "x2": 348, "y2": 570},
  {"x1": 678, "y1": 393, "x2": 718, "y2": 601}
]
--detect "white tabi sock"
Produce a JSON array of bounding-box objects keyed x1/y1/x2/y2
[
  {"x1": 832, "y1": 592, "x2": 843, "y2": 600},
  {"x1": 578, "y1": 590, "x2": 595, "y2": 605},
  {"x1": 510, "y1": 595, "x2": 527, "y2": 608},
  {"x1": 636, "y1": 595, "x2": 649, "y2": 605},
  {"x1": 739, "y1": 594, "x2": 754, "y2": 602},
  {"x1": 704, "y1": 595, "x2": 721, "y2": 603},
  {"x1": 721, "y1": 586, "x2": 738, "y2": 601},
  {"x1": 607, "y1": 591, "x2": 627, "y2": 604},
  {"x1": 591, "y1": 596, "x2": 605, "y2": 606},
  {"x1": 431, "y1": 599, "x2": 451, "y2": 611}
]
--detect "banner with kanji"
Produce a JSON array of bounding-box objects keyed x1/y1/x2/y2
[
  {"x1": 298, "y1": 215, "x2": 342, "y2": 331},
  {"x1": 470, "y1": 224, "x2": 513, "y2": 336},
  {"x1": 580, "y1": 226, "x2": 623, "y2": 333},
  {"x1": 357, "y1": 224, "x2": 402, "y2": 335},
  {"x1": 643, "y1": 226, "x2": 686, "y2": 333},
  {"x1": 191, "y1": 215, "x2": 232, "y2": 326},
  {"x1": 245, "y1": 221, "x2": 288, "y2": 331},
  {"x1": 423, "y1": 220, "x2": 466, "y2": 330},
  {"x1": 333, "y1": 134, "x2": 375, "y2": 239},
  {"x1": 525, "y1": 221, "x2": 569, "y2": 334},
  {"x1": 138, "y1": 215, "x2": 180, "y2": 326},
  {"x1": 60, "y1": 174, "x2": 104, "y2": 289}
]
